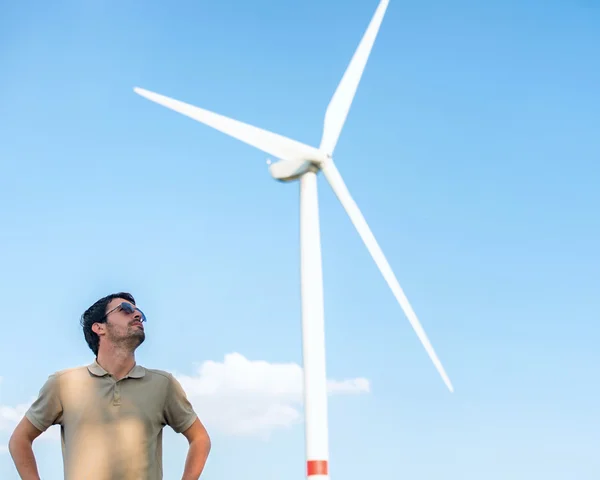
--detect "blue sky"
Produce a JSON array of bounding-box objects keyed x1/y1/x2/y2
[{"x1": 1, "y1": 0, "x2": 599, "y2": 478}]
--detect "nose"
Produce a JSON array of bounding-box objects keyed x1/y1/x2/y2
[{"x1": 133, "y1": 309, "x2": 147, "y2": 323}]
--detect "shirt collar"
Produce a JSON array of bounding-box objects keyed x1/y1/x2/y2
[{"x1": 87, "y1": 359, "x2": 146, "y2": 379}]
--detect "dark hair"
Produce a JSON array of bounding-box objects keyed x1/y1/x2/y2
[{"x1": 80, "y1": 292, "x2": 136, "y2": 356}]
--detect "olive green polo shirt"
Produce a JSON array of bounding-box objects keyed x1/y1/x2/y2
[{"x1": 25, "y1": 361, "x2": 197, "y2": 480}]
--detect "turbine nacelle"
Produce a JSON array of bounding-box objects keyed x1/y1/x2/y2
[{"x1": 268, "y1": 157, "x2": 324, "y2": 182}]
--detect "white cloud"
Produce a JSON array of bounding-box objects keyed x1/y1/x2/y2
[
  {"x1": 0, "y1": 403, "x2": 29, "y2": 431},
  {"x1": 0, "y1": 353, "x2": 370, "y2": 442},
  {"x1": 174, "y1": 352, "x2": 370, "y2": 438},
  {"x1": 0, "y1": 374, "x2": 59, "y2": 441},
  {"x1": 0, "y1": 401, "x2": 60, "y2": 442}
]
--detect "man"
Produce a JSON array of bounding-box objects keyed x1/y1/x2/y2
[{"x1": 8, "y1": 292, "x2": 211, "y2": 479}]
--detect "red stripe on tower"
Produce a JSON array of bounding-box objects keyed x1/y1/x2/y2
[{"x1": 307, "y1": 460, "x2": 329, "y2": 476}]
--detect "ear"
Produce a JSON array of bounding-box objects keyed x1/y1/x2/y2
[{"x1": 92, "y1": 322, "x2": 106, "y2": 336}]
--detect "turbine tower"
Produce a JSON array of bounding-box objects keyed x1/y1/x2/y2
[{"x1": 134, "y1": 1, "x2": 453, "y2": 478}]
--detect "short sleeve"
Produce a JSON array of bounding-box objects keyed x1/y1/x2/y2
[
  {"x1": 25, "y1": 374, "x2": 63, "y2": 432},
  {"x1": 164, "y1": 374, "x2": 197, "y2": 434}
]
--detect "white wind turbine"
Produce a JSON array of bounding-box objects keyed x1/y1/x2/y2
[{"x1": 134, "y1": 0, "x2": 453, "y2": 478}]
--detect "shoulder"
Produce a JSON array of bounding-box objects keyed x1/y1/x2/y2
[
  {"x1": 143, "y1": 367, "x2": 173, "y2": 378},
  {"x1": 142, "y1": 367, "x2": 176, "y2": 382},
  {"x1": 54, "y1": 365, "x2": 90, "y2": 378},
  {"x1": 140, "y1": 367, "x2": 190, "y2": 397},
  {"x1": 53, "y1": 365, "x2": 95, "y2": 385},
  {"x1": 140, "y1": 367, "x2": 183, "y2": 391},
  {"x1": 36, "y1": 365, "x2": 89, "y2": 388}
]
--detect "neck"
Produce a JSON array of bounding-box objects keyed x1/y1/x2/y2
[{"x1": 96, "y1": 345, "x2": 136, "y2": 380}]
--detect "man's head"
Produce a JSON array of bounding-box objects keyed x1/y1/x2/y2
[{"x1": 80, "y1": 292, "x2": 146, "y2": 356}]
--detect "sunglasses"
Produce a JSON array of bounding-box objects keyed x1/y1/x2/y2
[{"x1": 104, "y1": 302, "x2": 147, "y2": 323}]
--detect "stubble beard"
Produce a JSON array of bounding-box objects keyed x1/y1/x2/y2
[{"x1": 106, "y1": 322, "x2": 146, "y2": 352}]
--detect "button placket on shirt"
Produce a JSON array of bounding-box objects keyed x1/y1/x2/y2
[
  {"x1": 108, "y1": 374, "x2": 122, "y2": 406},
  {"x1": 113, "y1": 380, "x2": 121, "y2": 406}
]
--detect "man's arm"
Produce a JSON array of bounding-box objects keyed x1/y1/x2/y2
[
  {"x1": 163, "y1": 374, "x2": 211, "y2": 479},
  {"x1": 181, "y1": 418, "x2": 211, "y2": 480},
  {"x1": 8, "y1": 417, "x2": 44, "y2": 480},
  {"x1": 9, "y1": 373, "x2": 62, "y2": 479}
]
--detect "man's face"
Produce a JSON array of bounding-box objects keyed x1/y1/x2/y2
[{"x1": 98, "y1": 298, "x2": 146, "y2": 351}]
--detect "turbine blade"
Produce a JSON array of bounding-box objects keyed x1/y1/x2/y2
[
  {"x1": 319, "y1": 0, "x2": 390, "y2": 156},
  {"x1": 134, "y1": 87, "x2": 323, "y2": 163},
  {"x1": 321, "y1": 161, "x2": 454, "y2": 392}
]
